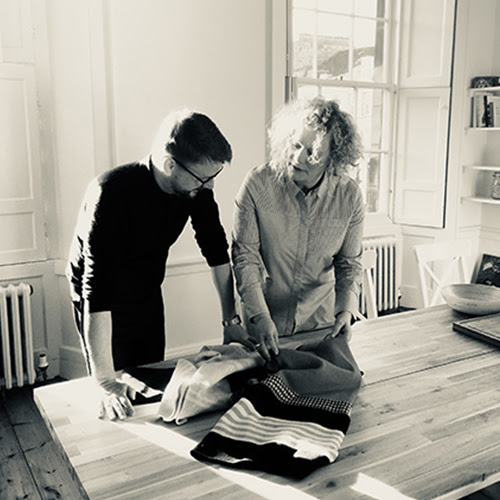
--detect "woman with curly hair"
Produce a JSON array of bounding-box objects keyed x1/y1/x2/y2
[{"x1": 232, "y1": 97, "x2": 365, "y2": 360}]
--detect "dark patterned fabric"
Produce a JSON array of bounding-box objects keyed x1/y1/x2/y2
[{"x1": 191, "y1": 333, "x2": 362, "y2": 479}]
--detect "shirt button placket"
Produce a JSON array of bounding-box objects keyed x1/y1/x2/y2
[{"x1": 288, "y1": 194, "x2": 309, "y2": 334}]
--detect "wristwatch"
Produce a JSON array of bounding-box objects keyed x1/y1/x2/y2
[{"x1": 222, "y1": 314, "x2": 242, "y2": 327}]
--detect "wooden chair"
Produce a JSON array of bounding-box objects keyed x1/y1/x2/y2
[
  {"x1": 355, "y1": 249, "x2": 378, "y2": 321},
  {"x1": 414, "y1": 239, "x2": 473, "y2": 308}
]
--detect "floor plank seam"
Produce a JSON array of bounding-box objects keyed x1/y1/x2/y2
[{"x1": 5, "y1": 395, "x2": 44, "y2": 500}]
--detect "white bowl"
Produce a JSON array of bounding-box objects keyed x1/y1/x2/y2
[{"x1": 442, "y1": 283, "x2": 500, "y2": 315}]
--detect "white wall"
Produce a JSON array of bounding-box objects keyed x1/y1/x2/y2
[{"x1": 107, "y1": 0, "x2": 268, "y2": 262}]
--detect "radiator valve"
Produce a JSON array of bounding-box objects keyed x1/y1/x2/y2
[{"x1": 38, "y1": 353, "x2": 49, "y2": 381}]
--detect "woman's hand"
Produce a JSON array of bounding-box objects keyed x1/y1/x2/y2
[
  {"x1": 324, "y1": 311, "x2": 353, "y2": 341},
  {"x1": 249, "y1": 313, "x2": 280, "y2": 361}
]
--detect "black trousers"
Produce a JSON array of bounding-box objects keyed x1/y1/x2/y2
[{"x1": 71, "y1": 296, "x2": 166, "y2": 372}]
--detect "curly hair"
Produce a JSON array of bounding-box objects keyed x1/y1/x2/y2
[{"x1": 268, "y1": 97, "x2": 363, "y2": 179}]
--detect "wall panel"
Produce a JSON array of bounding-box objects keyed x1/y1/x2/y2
[{"x1": 0, "y1": 64, "x2": 46, "y2": 264}]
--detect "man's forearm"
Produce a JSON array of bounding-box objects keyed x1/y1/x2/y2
[
  {"x1": 210, "y1": 263, "x2": 237, "y2": 320},
  {"x1": 84, "y1": 307, "x2": 115, "y2": 382}
]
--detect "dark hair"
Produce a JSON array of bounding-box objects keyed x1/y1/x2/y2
[{"x1": 152, "y1": 109, "x2": 232, "y2": 165}]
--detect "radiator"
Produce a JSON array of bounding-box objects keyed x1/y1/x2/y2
[
  {"x1": 0, "y1": 283, "x2": 36, "y2": 389},
  {"x1": 360, "y1": 236, "x2": 400, "y2": 315}
]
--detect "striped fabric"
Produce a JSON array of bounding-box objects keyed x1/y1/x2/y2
[
  {"x1": 210, "y1": 388, "x2": 346, "y2": 461},
  {"x1": 191, "y1": 333, "x2": 362, "y2": 478}
]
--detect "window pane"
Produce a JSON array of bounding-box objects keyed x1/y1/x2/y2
[
  {"x1": 353, "y1": 18, "x2": 386, "y2": 82},
  {"x1": 357, "y1": 153, "x2": 384, "y2": 213},
  {"x1": 318, "y1": 0, "x2": 352, "y2": 14},
  {"x1": 320, "y1": 86, "x2": 355, "y2": 116},
  {"x1": 354, "y1": 0, "x2": 387, "y2": 18},
  {"x1": 292, "y1": 9, "x2": 316, "y2": 77},
  {"x1": 297, "y1": 84, "x2": 321, "y2": 99},
  {"x1": 317, "y1": 13, "x2": 352, "y2": 79},
  {"x1": 335, "y1": 153, "x2": 385, "y2": 214},
  {"x1": 294, "y1": 0, "x2": 315, "y2": 9},
  {"x1": 357, "y1": 88, "x2": 384, "y2": 150},
  {"x1": 338, "y1": 157, "x2": 378, "y2": 214},
  {"x1": 366, "y1": 154, "x2": 381, "y2": 213}
]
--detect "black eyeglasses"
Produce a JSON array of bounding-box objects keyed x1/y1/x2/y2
[{"x1": 172, "y1": 156, "x2": 224, "y2": 188}]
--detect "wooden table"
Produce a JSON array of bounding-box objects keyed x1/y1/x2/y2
[{"x1": 34, "y1": 306, "x2": 500, "y2": 500}]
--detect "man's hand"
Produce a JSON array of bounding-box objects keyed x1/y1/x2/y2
[
  {"x1": 223, "y1": 324, "x2": 256, "y2": 350},
  {"x1": 96, "y1": 375, "x2": 164, "y2": 421},
  {"x1": 324, "y1": 311, "x2": 353, "y2": 341},
  {"x1": 249, "y1": 313, "x2": 280, "y2": 361},
  {"x1": 97, "y1": 378, "x2": 135, "y2": 421}
]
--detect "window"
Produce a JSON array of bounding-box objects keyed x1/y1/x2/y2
[
  {"x1": 287, "y1": 0, "x2": 456, "y2": 228},
  {"x1": 288, "y1": 0, "x2": 397, "y2": 215}
]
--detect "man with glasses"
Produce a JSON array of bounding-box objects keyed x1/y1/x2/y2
[{"x1": 67, "y1": 109, "x2": 248, "y2": 420}]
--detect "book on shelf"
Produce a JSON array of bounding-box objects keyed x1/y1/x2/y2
[
  {"x1": 487, "y1": 95, "x2": 500, "y2": 127},
  {"x1": 472, "y1": 91, "x2": 500, "y2": 127}
]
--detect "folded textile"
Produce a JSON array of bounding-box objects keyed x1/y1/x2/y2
[
  {"x1": 123, "y1": 366, "x2": 175, "y2": 392},
  {"x1": 158, "y1": 344, "x2": 264, "y2": 425},
  {"x1": 120, "y1": 366, "x2": 174, "y2": 405},
  {"x1": 191, "y1": 333, "x2": 362, "y2": 478}
]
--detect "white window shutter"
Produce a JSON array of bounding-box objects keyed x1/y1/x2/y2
[
  {"x1": 399, "y1": 0, "x2": 455, "y2": 88},
  {"x1": 0, "y1": 0, "x2": 34, "y2": 63},
  {"x1": 393, "y1": 0, "x2": 455, "y2": 227},
  {"x1": 393, "y1": 88, "x2": 450, "y2": 227}
]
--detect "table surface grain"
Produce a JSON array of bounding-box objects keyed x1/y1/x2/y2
[{"x1": 34, "y1": 306, "x2": 500, "y2": 500}]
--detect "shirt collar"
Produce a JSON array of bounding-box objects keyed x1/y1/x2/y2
[
  {"x1": 286, "y1": 167, "x2": 337, "y2": 199},
  {"x1": 315, "y1": 170, "x2": 331, "y2": 198}
]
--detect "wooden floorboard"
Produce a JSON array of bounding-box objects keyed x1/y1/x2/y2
[
  {"x1": 0, "y1": 402, "x2": 41, "y2": 500},
  {"x1": 1, "y1": 382, "x2": 88, "y2": 500}
]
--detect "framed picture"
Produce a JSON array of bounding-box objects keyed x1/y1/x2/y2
[{"x1": 475, "y1": 254, "x2": 500, "y2": 287}]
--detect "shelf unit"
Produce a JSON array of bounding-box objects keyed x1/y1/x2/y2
[
  {"x1": 461, "y1": 165, "x2": 500, "y2": 204},
  {"x1": 468, "y1": 85, "x2": 500, "y2": 129},
  {"x1": 463, "y1": 84, "x2": 500, "y2": 203},
  {"x1": 469, "y1": 85, "x2": 500, "y2": 91},
  {"x1": 462, "y1": 196, "x2": 500, "y2": 205},
  {"x1": 467, "y1": 127, "x2": 500, "y2": 131}
]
